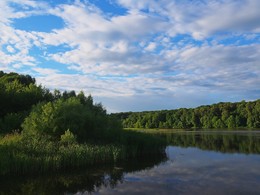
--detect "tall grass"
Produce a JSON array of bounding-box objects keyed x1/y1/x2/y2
[
  {"x1": 0, "y1": 130, "x2": 166, "y2": 176},
  {"x1": 0, "y1": 135, "x2": 122, "y2": 175}
]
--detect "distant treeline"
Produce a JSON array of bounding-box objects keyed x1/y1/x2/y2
[{"x1": 113, "y1": 99, "x2": 260, "y2": 129}]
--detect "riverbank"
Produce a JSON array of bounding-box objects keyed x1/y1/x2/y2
[
  {"x1": 0, "y1": 130, "x2": 166, "y2": 176},
  {"x1": 124, "y1": 128, "x2": 260, "y2": 134}
]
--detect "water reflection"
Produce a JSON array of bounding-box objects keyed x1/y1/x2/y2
[
  {"x1": 162, "y1": 131, "x2": 260, "y2": 154},
  {"x1": 0, "y1": 154, "x2": 167, "y2": 195},
  {"x1": 1, "y1": 132, "x2": 260, "y2": 194},
  {"x1": 96, "y1": 144, "x2": 260, "y2": 195}
]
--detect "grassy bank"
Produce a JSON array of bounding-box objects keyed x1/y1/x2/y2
[{"x1": 0, "y1": 131, "x2": 166, "y2": 176}]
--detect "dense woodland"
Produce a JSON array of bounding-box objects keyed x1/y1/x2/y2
[
  {"x1": 0, "y1": 71, "x2": 117, "y2": 137},
  {"x1": 113, "y1": 99, "x2": 260, "y2": 129}
]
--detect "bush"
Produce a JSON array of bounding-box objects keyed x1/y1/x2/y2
[
  {"x1": 60, "y1": 130, "x2": 77, "y2": 145},
  {"x1": 0, "y1": 112, "x2": 27, "y2": 134},
  {"x1": 22, "y1": 97, "x2": 121, "y2": 142}
]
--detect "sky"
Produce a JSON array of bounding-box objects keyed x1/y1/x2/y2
[{"x1": 0, "y1": 0, "x2": 259, "y2": 113}]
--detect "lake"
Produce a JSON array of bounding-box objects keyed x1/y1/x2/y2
[{"x1": 1, "y1": 131, "x2": 260, "y2": 194}]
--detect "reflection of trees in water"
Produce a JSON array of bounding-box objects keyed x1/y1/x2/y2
[
  {"x1": 0, "y1": 154, "x2": 167, "y2": 195},
  {"x1": 164, "y1": 132, "x2": 260, "y2": 154}
]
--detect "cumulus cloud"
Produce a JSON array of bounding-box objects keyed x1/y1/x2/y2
[
  {"x1": 0, "y1": 0, "x2": 46, "y2": 69},
  {"x1": 164, "y1": 44, "x2": 260, "y2": 92},
  {"x1": 116, "y1": 0, "x2": 260, "y2": 38},
  {"x1": 0, "y1": 0, "x2": 259, "y2": 112}
]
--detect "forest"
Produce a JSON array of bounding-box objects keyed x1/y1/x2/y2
[
  {"x1": 113, "y1": 99, "x2": 260, "y2": 129},
  {"x1": 0, "y1": 71, "x2": 165, "y2": 175}
]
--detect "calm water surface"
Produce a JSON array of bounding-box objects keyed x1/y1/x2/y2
[{"x1": 1, "y1": 131, "x2": 260, "y2": 195}]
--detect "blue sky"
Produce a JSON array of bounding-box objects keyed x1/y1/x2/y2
[{"x1": 0, "y1": 0, "x2": 259, "y2": 112}]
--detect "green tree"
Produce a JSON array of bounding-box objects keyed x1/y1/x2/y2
[
  {"x1": 227, "y1": 115, "x2": 236, "y2": 129},
  {"x1": 22, "y1": 96, "x2": 121, "y2": 142},
  {"x1": 22, "y1": 98, "x2": 90, "y2": 140},
  {"x1": 114, "y1": 99, "x2": 259, "y2": 130},
  {"x1": 192, "y1": 111, "x2": 201, "y2": 128}
]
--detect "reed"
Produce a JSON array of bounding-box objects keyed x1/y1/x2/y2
[{"x1": 0, "y1": 130, "x2": 166, "y2": 176}]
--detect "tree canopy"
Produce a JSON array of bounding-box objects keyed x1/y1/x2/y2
[
  {"x1": 113, "y1": 100, "x2": 260, "y2": 129},
  {"x1": 0, "y1": 71, "x2": 121, "y2": 140}
]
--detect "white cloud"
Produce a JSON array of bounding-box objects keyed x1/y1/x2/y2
[
  {"x1": 116, "y1": 0, "x2": 147, "y2": 9},
  {"x1": 117, "y1": 0, "x2": 260, "y2": 38},
  {"x1": 0, "y1": 0, "x2": 259, "y2": 112},
  {"x1": 32, "y1": 67, "x2": 59, "y2": 75},
  {"x1": 164, "y1": 44, "x2": 260, "y2": 92},
  {"x1": 0, "y1": 0, "x2": 49, "y2": 23},
  {"x1": 0, "y1": 1, "x2": 47, "y2": 69},
  {"x1": 35, "y1": 41, "x2": 260, "y2": 112},
  {"x1": 145, "y1": 42, "x2": 156, "y2": 52},
  {"x1": 6, "y1": 45, "x2": 15, "y2": 53},
  {"x1": 0, "y1": 24, "x2": 38, "y2": 68}
]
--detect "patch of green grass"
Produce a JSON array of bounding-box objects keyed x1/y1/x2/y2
[{"x1": 0, "y1": 131, "x2": 166, "y2": 176}]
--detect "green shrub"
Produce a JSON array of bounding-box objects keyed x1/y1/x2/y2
[
  {"x1": 60, "y1": 129, "x2": 77, "y2": 145},
  {"x1": 22, "y1": 97, "x2": 122, "y2": 142},
  {"x1": 0, "y1": 112, "x2": 27, "y2": 134}
]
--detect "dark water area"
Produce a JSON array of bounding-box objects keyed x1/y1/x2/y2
[
  {"x1": 1, "y1": 131, "x2": 260, "y2": 194},
  {"x1": 0, "y1": 155, "x2": 167, "y2": 195}
]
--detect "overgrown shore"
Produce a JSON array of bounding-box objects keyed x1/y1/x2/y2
[
  {"x1": 0, "y1": 130, "x2": 165, "y2": 176},
  {"x1": 0, "y1": 71, "x2": 166, "y2": 176}
]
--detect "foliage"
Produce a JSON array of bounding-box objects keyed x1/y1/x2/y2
[
  {"x1": 0, "y1": 71, "x2": 121, "y2": 137},
  {"x1": 60, "y1": 129, "x2": 77, "y2": 145},
  {"x1": 0, "y1": 72, "x2": 52, "y2": 134},
  {"x1": 0, "y1": 130, "x2": 166, "y2": 176},
  {"x1": 0, "y1": 112, "x2": 28, "y2": 134},
  {"x1": 21, "y1": 96, "x2": 121, "y2": 142},
  {"x1": 113, "y1": 99, "x2": 260, "y2": 129},
  {"x1": 0, "y1": 133, "x2": 122, "y2": 175},
  {"x1": 0, "y1": 73, "x2": 51, "y2": 118},
  {"x1": 0, "y1": 71, "x2": 166, "y2": 176}
]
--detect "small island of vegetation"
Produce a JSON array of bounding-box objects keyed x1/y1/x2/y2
[{"x1": 0, "y1": 71, "x2": 165, "y2": 176}]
